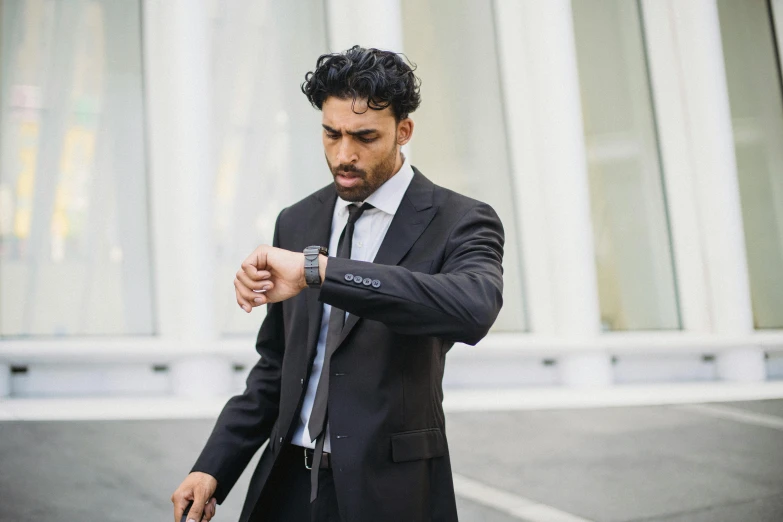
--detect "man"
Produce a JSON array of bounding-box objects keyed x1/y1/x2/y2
[{"x1": 171, "y1": 45, "x2": 504, "y2": 522}]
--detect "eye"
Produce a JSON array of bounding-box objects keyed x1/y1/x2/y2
[
  {"x1": 325, "y1": 132, "x2": 340, "y2": 140},
  {"x1": 358, "y1": 136, "x2": 377, "y2": 144}
]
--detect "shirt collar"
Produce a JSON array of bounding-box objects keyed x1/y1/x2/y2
[{"x1": 335, "y1": 156, "x2": 414, "y2": 217}]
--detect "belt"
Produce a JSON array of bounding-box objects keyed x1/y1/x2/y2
[{"x1": 302, "y1": 446, "x2": 331, "y2": 470}]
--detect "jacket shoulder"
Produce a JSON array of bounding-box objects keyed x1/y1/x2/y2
[
  {"x1": 428, "y1": 180, "x2": 499, "y2": 223},
  {"x1": 275, "y1": 183, "x2": 335, "y2": 229},
  {"x1": 412, "y1": 165, "x2": 494, "y2": 215}
]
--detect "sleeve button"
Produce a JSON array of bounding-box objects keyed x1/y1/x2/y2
[
  {"x1": 353, "y1": 275, "x2": 363, "y2": 284},
  {"x1": 362, "y1": 277, "x2": 372, "y2": 286},
  {"x1": 371, "y1": 279, "x2": 381, "y2": 288},
  {"x1": 344, "y1": 273, "x2": 354, "y2": 282}
]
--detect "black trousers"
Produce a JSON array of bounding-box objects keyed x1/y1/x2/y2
[{"x1": 250, "y1": 444, "x2": 342, "y2": 522}]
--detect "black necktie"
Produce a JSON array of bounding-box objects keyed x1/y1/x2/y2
[{"x1": 308, "y1": 202, "x2": 373, "y2": 502}]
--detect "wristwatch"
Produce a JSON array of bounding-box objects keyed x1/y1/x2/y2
[{"x1": 303, "y1": 245, "x2": 328, "y2": 288}]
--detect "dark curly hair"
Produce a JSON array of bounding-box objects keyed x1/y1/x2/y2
[{"x1": 301, "y1": 45, "x2": 421, "y2": 121}]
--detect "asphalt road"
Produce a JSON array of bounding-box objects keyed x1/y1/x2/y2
[{"x1": 1, "y1": 400, "x2": 781, "y2": 522}]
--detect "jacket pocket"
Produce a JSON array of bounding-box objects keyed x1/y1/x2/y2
[{"x1": 390, "y1": 427, "x2": 446, "y2": 462}]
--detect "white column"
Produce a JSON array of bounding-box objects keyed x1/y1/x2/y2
[
  {"x1": 143, "y1": 0, "x2": 233, "y2": 396},
  {"x1": 642, "y1": 1, "x2": 712, "y2": 334},
  {"x1": 494, "y1": 0, "x2": 611, "y2": 386},
  {"x1": 0, "y1": 364, "x2": 9, "y2": 398},
  {"x1": 325, "y1": 0, "x2": 404, "y2": 53},
  {"x1": 642, "y1": 0, "x2": 765, "y2": 381}
]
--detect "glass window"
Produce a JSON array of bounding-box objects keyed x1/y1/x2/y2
[
  {"x1": 717, "y1": 0, "x2": 783, "y2": 329},
  {"x1": 208, "y1": 0, "x2": 329, "y2": 335},
  {"x1": 400, "y1": 0, "x2": 527, "y2": 332},
  {"x1": 572, "y1": 0, "x2": 681, "y2": 331},
  {"x1": 0, "y1": 0, "x2": 154, "y2": 336}
]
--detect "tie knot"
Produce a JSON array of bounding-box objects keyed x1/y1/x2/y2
[{"x1": 347, "y1": 202, "x2": 373, "y2": 224}]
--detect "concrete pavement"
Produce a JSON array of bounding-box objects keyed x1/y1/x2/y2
[{"x1": 0, "y1": 400, "x2": 781, "y2": 521}]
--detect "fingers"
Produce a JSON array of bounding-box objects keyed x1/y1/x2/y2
[
  {"x1": 203, "y1": 497, "x2": 217, "y2": 521},
  {"x1": 187, "y1": 487, "x2": 210, "y2": 522},
  {"x1": 236, "y1": 248, "x2": 273, "y2": 313},
  {"x1": 235, "y1": 276, "x2": 274, "y2": 312},
  {"x1": 235, "y1": 279, "x2": 253, "y2": 313},
  {"x1": 236, "y1": 244, "x2": 296, "y2": 312},
  {"x1": 172, "y1": 473, "x2": 218, "y2": 522},
  {"x1": 172, "y1": 496, "x2": 189, "y2": 522},
  {"x1": 241, "y1": 264, "x2": 272, "y2": 283},
  {"x1": 236, "y1": 268, "x2": 271, "y2": 291}
]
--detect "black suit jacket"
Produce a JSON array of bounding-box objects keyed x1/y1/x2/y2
[{"x1": 192, "y1": 167, "x2": 505, "y2": 522}]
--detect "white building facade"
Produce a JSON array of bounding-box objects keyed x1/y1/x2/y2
[{"x1": 1, "y1": 0, "x2": 783, "y2": 398}]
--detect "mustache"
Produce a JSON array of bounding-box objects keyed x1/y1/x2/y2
[{"x1": 333, "y1": 164, "x2": 366, "y2": 177}]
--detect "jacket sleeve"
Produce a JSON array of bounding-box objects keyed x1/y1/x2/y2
[
  {"x1": 189, "y1": 214, "x2": 286, "y2": 504},
  {"x1": 318, "y1": 202, "x2": 504, "y2": 345}
]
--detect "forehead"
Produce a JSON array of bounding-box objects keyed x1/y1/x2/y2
[{"x1": 322, "y1": 96, "x2": 396, "y2": 130}]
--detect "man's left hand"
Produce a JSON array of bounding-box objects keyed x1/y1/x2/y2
[{"x1": 235, "y1": 245, "x2": 326, "y2": 312}]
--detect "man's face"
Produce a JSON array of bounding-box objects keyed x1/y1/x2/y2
[{"x1": 322, "y1": 97, "x2": 410, "y2": 202}]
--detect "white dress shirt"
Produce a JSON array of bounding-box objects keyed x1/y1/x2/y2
[{"x1": 292, "y1": 158, "x2": 415, "y2": 452}]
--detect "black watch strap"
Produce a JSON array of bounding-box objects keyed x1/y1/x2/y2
[{"x1": 304, "y1": 245, "x2": 328, "y2": 288}]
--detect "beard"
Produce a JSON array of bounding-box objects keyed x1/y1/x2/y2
[{"x1": 327, "y1": 141, "x2": 398, "y2": 202}]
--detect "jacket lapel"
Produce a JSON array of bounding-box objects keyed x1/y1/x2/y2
[
  {"x1": 337, "y1": 167, "x2": 438, "y2": 345},
  {"x1": 305, "y1": 186, "x2": 337, "y2": 362}
]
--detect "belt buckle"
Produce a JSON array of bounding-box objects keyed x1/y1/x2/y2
[{"x1": 304, "y1": 449, "x2": 312, "y2": 470}]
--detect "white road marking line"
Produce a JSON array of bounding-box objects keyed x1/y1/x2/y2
[
  {"x1": 453, "y1": 473, "x2": 595, "y2": 522},
  {"x1": 677, "y1": 403, "x2": 783, "y2": 431}
]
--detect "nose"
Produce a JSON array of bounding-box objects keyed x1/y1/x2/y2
[{"x1": 335, "y1": 137, "x2": 358, "y2": 165}]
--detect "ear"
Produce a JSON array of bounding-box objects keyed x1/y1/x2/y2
[{"x1": 396, "y1": 118, "x2": 414, "y2": 146}]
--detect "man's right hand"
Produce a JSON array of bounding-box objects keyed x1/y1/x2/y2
[
  {"x1": 235, "y1": 244, "x2": 312, "y2": 311},
  {"x1": 171, "y1": 472, "x2": 218, "y2": 522}
]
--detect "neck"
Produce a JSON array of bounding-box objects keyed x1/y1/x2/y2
[{"x1": 392, "y1": 151, "x2": 406, "y2": 177}]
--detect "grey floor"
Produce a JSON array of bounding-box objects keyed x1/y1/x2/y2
[{"x1": 1, "y1": 400, "x2": 782, "y2": 522}]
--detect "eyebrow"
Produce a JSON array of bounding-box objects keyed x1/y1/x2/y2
[{"x1": 322, "y1": 124, "x2": 378, "y2": 137}]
